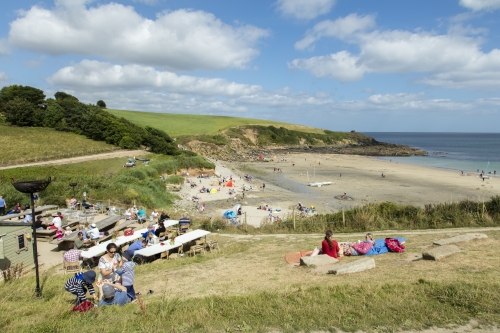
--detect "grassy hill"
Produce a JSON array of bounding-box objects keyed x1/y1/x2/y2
[
  {"x1": 107, "y1": 109, "x2": 324, "y2": 137},
  {"x1": 0, "y1": 124, "x2": 118, "y2": 166}
]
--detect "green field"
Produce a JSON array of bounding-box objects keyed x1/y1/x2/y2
[
  {"x1": 0, "y1": 125, "x2": 119, "y2": 166},
  {"x1": 107, "y1": 109, "x2": 323, "y2": 137}
]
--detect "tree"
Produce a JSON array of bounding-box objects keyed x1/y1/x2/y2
[
  {"x1": 97, "y1": 100, "x2": 106, "y2": 108},
  {"x1": 3, "y1": 97, "x2": 40, "y2": 126},
  {"x1": 0, "y1": 85, "x2": 45, "y2": 110},
  {"x1": 54, "y1": 91, "x2": 79, "y2": 101}
]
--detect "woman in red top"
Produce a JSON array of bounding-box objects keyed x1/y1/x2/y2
[{"x1": 321, "y1": 230, "x2": 341, "y2": 258}]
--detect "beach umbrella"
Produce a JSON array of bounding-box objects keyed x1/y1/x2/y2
[
  {"x1": 226, "y1": 180, "x2": 233, "y2": 187},
  {"x1": 210, "y1": 188, "x2": 218, "y2": 194},
  {"x1": 231, "y1": 204, "x2": 241, "y2": 214}
]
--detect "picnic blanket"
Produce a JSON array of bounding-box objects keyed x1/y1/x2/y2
[{"x1": 284, "y1": 250, "x2": 313, "y2": 264}]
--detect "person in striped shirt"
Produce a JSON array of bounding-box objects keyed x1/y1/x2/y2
[
  {"x1": 64, "y1": 270, "x2": 97, "y2": 305},
  {"x1": 115, "y1": 250, "x2": 137, "y2": 301}
]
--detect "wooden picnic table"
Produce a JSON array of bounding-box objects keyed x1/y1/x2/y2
[
  {"x1": 0, "y1": 205, "x2": 58, "y2": 221},
  {"x1": 50, "y1": 215, "x2": 123, "y2": 250},
  {"x1": 134, "y1": 229, "x2": 210, "y2": 258}
]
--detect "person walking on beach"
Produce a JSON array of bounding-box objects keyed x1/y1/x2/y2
[{"x1": 262, "y1": 183, "x2": 265, "y2": 191}]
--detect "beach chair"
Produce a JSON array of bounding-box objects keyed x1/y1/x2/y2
[{"x1": 64, "y1": 261, "x2": 82, "y2": 274}]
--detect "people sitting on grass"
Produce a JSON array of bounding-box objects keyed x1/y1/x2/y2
[
  {"x1": 114, "y1": 250, "x2": 137, "y2": 301},
  {"x1": 321, "y1": 230, "x2": 341, "y2": 259},
  {"x1": 97, "y1": 281, "x2": 130, "y2": 306},
  {"x1": 64, "y1": 270, "x2": 97, "y2": 305},
  {"x1": 98, "y1": 243, "x2": 122, "y2": 282}
]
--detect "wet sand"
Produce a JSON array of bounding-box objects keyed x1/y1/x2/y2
[{"x1": 181, "y1": 152, "x2": 499, "y2": 227}]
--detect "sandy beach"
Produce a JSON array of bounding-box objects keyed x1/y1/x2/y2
[{"x1": 178, "y1": 152, "x2": 499, "y2": 227}]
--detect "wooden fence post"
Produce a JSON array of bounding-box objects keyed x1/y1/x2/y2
[
  {"x1": 293, "y1": 207, "x2": 296, "y2": 230},
  {"x1": 342, "y1": 206, "x2": 345, "y2": 228}
]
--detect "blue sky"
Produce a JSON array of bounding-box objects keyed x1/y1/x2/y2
[{"x1": 1, "y1": 0, "x2": 500, "y2": 132}]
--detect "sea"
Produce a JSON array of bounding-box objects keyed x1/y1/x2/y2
[{"x1": 363, "y1": 132, "x2": 500, "y2": 175}]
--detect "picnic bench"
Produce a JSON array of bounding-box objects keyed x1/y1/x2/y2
[
  {"x1": 50, "y1": 215, "x2": 123, "y2": 251},
  {"x1": 0, "y1": 205, "x2": 58, "y2": 221}
]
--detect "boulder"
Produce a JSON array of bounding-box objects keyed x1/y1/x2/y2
[
  {"x1": 300, "y1": 254, "x2": 339, "y2": 267},
  {"x1": 433, "y1": 233, "x2": 488, "y2": 246},
  {"x1": 328, "y1": 257, "x2": 375, "y2": 275},
  {"x1": 422, "y1": 245, "x2": 461, "y2": 261}
]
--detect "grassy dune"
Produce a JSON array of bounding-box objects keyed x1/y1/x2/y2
[
  {"x1": 0, "y1": 124, "x2": 118, "y2": 166},
  {"x1": 1, "y1": 231, "x2": 499, "y2": 332},
  {"x1": 107, "y1": 109, "x2": 323, "y2": 137}
]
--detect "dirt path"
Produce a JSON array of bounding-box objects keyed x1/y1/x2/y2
[{"x1": 0, "y1": 149, "x2": 147, "y2": 170}]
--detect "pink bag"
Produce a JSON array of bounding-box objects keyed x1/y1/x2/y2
[{"x1": 351, "y1": 241, "x2": 373, "y2": 254}]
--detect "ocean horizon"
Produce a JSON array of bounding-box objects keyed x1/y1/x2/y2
[{"x1": 363, "y1": 132, "x2": 500, "y2": 175}]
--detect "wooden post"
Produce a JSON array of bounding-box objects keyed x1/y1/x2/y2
[
  {"x1": 244, "y1": 212, "x2": 247, "y2": 231},
  {"x1": 293, "y1": 207, "x2": 296, "y2": 230},
  {"x1": 342, "y1": 206, "x2": 345, "y2": 228}
]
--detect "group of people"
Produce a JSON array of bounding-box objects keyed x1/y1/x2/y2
[{"x1": 64, "y1": 243, "x2": 138, "y2": 307}]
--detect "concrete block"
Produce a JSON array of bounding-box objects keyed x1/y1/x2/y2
[
  {"x1": 433, "y1": 233, "x2": 488, "y2": 246},
  {"x1": 328, "y1": 257, "x2": 375, "y2": 275},
  {"x1": 422, "y1": 245, "x2": 461, "y2": 260},
  {"x1": 300, "y1": 254, "x2": 339, "y2": 267}
]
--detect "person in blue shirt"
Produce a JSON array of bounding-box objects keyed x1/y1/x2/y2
[
  {"x1": 137, "y1": 207, "x2": 146, "y2": 223},
  {"x1": 128, "y1": 240, "x2": 147, "y2": 253},
  {"x1": 0, "y1": 196, "x2": 6, "y2": 216},
  {"x1": 97, "y1": 281, "x2": 130, "y2": 306}
]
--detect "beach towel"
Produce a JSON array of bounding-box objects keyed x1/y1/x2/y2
[{"x1": 284, "y1": 250, "x2": 313, "y2": 264}]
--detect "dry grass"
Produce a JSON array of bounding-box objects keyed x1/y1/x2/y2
[{"x1": 1, "y1": 229, "x2": 499, "y2": 332}]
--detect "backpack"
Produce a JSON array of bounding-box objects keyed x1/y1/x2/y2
[{"x1": 71, "y1": 300, "x2": 94, "y2": 313}]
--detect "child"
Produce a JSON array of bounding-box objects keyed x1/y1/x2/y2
[
  {"x1": 64, "y1": 226, "x2": 73, "y2": 236},
  {"x1": 364, "y1": 233, "x2": 375, "y2": 245},
  {"x1": 114, "y1": 250, "x2": 137, "y2": 301},
  {"x1": 64, "y1": 270, "x2": 97, "y2": 305},
  {"x1": 56, "y1": 228, "x2": 64, "y2": 240}
]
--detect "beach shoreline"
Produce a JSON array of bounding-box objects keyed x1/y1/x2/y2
[{"x1": 178, "y1": 152, "x2": 499, "y2": 227}]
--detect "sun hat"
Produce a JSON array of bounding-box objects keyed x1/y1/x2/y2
[
  {"x1": 81, "y1": 270, "x2": 96, "y2": 284},
  {"x1": 122, "y1": 249, "x2": 134, "y2": 261},
  {"x1": 102, "y1": 283, "x2": 116, "y2": 299},
  {"x1": 91, "y1": 223, "x2": 97, "y2": 228}
]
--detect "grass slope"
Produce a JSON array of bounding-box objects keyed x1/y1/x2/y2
[
  {"x1": 0, "y1": 124, "x2": 118, "y2": 166},
  {"x1": 107, "y1": 109, "x2": 323, "y2": 137},
  {"x1": 1, "y1": 231, "x2": 499, "y2": 332}
]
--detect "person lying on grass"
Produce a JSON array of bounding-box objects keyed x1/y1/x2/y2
[
  {"x1": 64, "y1": 270, "x2": 97, "y2": 305},
  {"x1": 97, "y1": 281, "x2": 130, "y2": 307}
]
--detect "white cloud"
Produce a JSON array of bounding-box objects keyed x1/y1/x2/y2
[
  {"x1": 0, "y1": 72, "x2": 8, "y2": 82},
  {"x1": 290, "y1": 14, "x2": 500, "y2": 89},
  {"x1": 276, "y1": 0, "x2": 335, "y2": 20},
  {"x1": 295, "y1": 14, "x2": 376, "y2": 50},
  {"x1": 47, "y1": 60, "x2": 263, "y2": 96},
  {"x1": 288, "y1": 51, "x2": 365, "y2": 82},
  {"x1": 0, "y1": 39, "x2": 10, "y2": 55},
  {"x1": 459, "y1": 0, "x2": 500, "y2": 11},
  {"x1": 8, "y1": 2, "x2": 269, "y2": 71},
  {"x1": 132, "y1": 0, "x2": 158, "y2": 5}
]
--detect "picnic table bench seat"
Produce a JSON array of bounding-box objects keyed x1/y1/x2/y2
[
  {"x1": 35, "y1": 229, "x2": 57, "y2": 242},
  {"x1": 0, "y1": 205, "x2": 58, "y2": 221},
  {"x1": 50, "y1": 215, "x2": 122, "y2": 250}
]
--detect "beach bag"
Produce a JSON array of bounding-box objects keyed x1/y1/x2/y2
[
  {"x1": 385, "y1": 238, "x2": 405, "y2": 253},
  {"x1": 351, "y1": 242, "x2": 373, "y2": 255},
  {"x1": 71, "y1": 300, "x2": 94, "y2": 313},
  {"x1": 124, "y1": 229, "x2": 134, "y2": 236}
]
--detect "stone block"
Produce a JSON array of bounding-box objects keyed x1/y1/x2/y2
[
  {"x1": 300, "y1": 254, "x2": 339, "y2": 267},
  {"x1": 422, "y1": 245, "x2": 461, "y2": 260},
  {"x1": 328, "y1": 257, "x2": 375, "y2": 275},
  {"x1": 433, "y1": 233, "x2": 488, "y2": 246}
]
